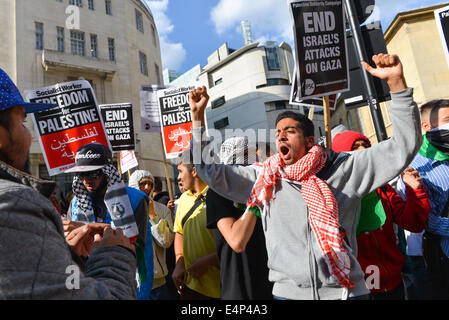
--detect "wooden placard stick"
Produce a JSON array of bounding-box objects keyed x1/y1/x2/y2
[
  {"x1": 323, "y1": 95, "x2": 332, "y2": 150},
  {"x1": 308, "y1": 107, "x2": 315, "y2": 120},
  {"x1": 159, "y1": 133, "x2": 174, "y2": 201}
]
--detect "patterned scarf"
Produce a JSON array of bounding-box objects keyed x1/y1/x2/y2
[
  {"x1": 420, "y1": 134, "x2": 449, "y2": 161},
  {"x1": 72, "y1": 164, "x2": 139, "y2": 242},
  {"x1": 246, "y1": 145, "x2": 354, "y2": 288}
]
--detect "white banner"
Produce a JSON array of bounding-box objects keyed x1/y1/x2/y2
[
  {"x1": 120, "y1": 150, "x2": 139, "y2": 173},
  {"x1": 140, "y1": 85, "x2": 167, "y2": 133}
]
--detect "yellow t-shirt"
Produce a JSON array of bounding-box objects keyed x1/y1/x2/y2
[{"x1": 173, "y1": 186, "x2": 221, "y2": 298}]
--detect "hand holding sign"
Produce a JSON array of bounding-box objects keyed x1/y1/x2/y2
[
  {"x1": 190, "y1": 86, "x2": 209, "y2": 128},
  {"x1": 361, "y1": 54, "x2": 407, "y2": 93}
]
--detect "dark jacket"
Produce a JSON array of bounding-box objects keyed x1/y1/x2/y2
[
  {"x1": 154, "y1": 191, "x2": 170, "y2": 206},
  {"x1": 0, "y1": 160, "x2": 138, "y2": 299}
]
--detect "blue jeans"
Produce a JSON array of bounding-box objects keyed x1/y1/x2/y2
[
  {"x1": 407, "y1": 256, "x2": 442, "y2": 300},
  {"x1": 150, "y1": 284, "x2": 169, "y2": 300}
]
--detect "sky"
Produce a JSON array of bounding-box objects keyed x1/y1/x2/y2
[{"x1": 144, "y1": 0, "x2": 449, "y2": 75}]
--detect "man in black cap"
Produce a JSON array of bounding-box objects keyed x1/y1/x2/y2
[
  {"x1": 0, "y1": 68, "x2": 138, "y2": 299},
  {"x1": 65, "y1": 142, "x2": 154, "y2": 300}
]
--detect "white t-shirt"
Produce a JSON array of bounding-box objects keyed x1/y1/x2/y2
[{"x1": 405, "y1": 230, "x2": 424, "y2": 256}]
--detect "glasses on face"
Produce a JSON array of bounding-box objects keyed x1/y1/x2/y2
[
  {"x1": 352, "y1": 141, "x2": 370, "y2": 150},
  {"x1": 76, "y1": 169, "x2": 104, "y2": 180}
]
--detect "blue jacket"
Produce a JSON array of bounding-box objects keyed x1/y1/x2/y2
[{"x1": 71, "y1": 186, "x2": 154, "y2": 300}]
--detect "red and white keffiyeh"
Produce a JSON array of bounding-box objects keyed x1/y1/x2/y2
[{"x1": 247, "y1": 145, "x2": 354, "y2": 288}]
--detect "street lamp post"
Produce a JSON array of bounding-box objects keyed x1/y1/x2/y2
[{"x1": 344, "y1": 0, "x2": 388, "y2": 142}]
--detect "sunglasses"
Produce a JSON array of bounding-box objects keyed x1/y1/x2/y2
[
  {"x1": 76, "y1": 169, "x2": 104, "y2": 180},
  {"x1": 352, "y1": 141, "x2": 370, "y2": 150}
]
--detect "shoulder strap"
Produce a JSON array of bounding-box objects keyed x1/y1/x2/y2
[{"x1": 181, "y1": 194, "x2": 206, "y2": 228}]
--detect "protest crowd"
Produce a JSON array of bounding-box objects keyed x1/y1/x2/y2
[
  {"x1": 2, "y1": 50, "x2": 449, "y2": 301},
  {"x1": 1, "y1": 0, "x2": 449, "y2": 302}
]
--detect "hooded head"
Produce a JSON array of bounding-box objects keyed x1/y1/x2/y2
[
  {"x1": 129, "y1": 169, "x2": 154, "y2": 196},
  {"x1": 218, "y1": 136, "x2": 257, "y2": 166},
  {"x1": 332, "y1": 130, "x2": 371, "y2": 153}
]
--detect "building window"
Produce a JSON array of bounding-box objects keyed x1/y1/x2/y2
[
  {"x1": 136, "y1": 10, "x2": 144, "y2": 33},
  {"x1": 108, "y1": 38, "x2": 115, "y2": 61},
  {"x1": 256, "y1": 78, "x2": 289, "y2": 89},
  {"x1": 57, "y1": 27, "x2": 64, "y2": 52},
  {"x1": 214, "y1": 78, "x2": 223, "y2": 86},
  {"x1": 265, "y1": 46, "x2": 281, "y2": 70},
  {"x1": 35, "y1": 22, "x2": 44, "y2": 50},
  {"x1": 155, "y1": 64, "x2": 161, "y2": 84},
  {"x1": 70, "y1": 30, "x2": 85, "y2": 56},
  {"x1": 214, "y1": 117, "x2": 229, "y2": 129},
  {"x1": 139, "y1": 52, "x2": 148, "y2": 76},
  {"x1": 90, "y1": 34, "x2": 97, "y2": 58},
  {"x1": 303, "y1": 106, "x2": 310, "y2": 115},
  {"x1": 88, "y1": 0, "x2": 95, "y2": 10},
  {"x1": 151, "y1": 25, "x2": 157, "y2": 46},
  {"x1": 105, "y1": 0, "x2": 112, "y2": 15},
  {"x1": 268, "y1": 78, "x2": 288, "y2": 86},
  {"x1": 211, "y1": 96, "x2": 226, "y2": 109},
  {"x1": 69, "y1": 0, "x2": 83, "y2": 7},
  {"x1": 275, "y1": 101, "x2": 286, "y2": 110}
]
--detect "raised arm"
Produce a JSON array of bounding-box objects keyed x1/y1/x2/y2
[
  {"x1": 338, "y1": 54, "x2": 422, "y2": 198},
  {"x1": 189, "y1": 87, "x2": 259, "y2": 204}
]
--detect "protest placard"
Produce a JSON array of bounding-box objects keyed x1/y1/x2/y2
[
  {"x1": 25, "y1": 80, "x2": 110, "y2": 176},
  {"x1": 289, "y1": 0, "x2": 349, "y2": 99},
  {"x1": 157, "y1": 86, "x2": 195, "y2": 159},
  {"x1": 140, "y1": 85, "x2": 167, "y2": 133},
  {"x1": 290, "y1": 65, "x2": 338, "y2": 110},
  {"x1": 435, "y1": 5, "x2": 449, "y2": 69},
  {"x1": 120, "y1": 150, "x2": 139, "y2": 173},
  {"x1": 99, "y1": 103, "x2": 135, "y2": 152}
]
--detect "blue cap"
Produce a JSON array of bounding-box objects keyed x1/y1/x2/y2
[{"x1": 0, "y1": 68, "x2": 57, "y2": 114}]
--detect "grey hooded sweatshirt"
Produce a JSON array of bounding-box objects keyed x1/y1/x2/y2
[
  {"x1": 0, "y1": 160, "x2": 137, "y2": 299},
  {"x1": 191, "y1": 88, "x2": 421, "y2": 300}
]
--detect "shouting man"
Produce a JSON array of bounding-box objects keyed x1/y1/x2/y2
[{"x1": 188, "y1": 54, "x2": 422, "y2": 300}]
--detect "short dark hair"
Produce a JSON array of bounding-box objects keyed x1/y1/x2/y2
[
  {"x1": 420, "y1": 99, "x2": 449, "y2": 125},
  {"x1": 178, "y1": 162, "x2": 194, "y2": 172},
  {"x1": 173, "y1": 150, "x2": 194, "y2": 172},
  {"x1": 275, "y1": 111, "x2": 315, "y2": 137},
  {"x1": 420, "y1": 99, "x2": 449, "y2": 115},
  {"x1": 0, "y1": 108, "x2": 12, "y2": 131}
]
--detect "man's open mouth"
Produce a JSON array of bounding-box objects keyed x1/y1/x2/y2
[{"x1": 280, "y1": 145, "x2": 290, "y2": 157}]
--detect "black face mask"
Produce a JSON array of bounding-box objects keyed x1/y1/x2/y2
[
  {"x1": 90, "y1": 175, "x2": 108, "y2": 198},
  {"x1": 427, "y1": 129, "x2": 449, "y2": 156},
  {"x1": 91, "y1": 176, "x2": 108, "y2": 221}
]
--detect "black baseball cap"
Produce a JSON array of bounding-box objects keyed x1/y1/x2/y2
[{"x1": 64, "y1": 143, "x2": 113, "y2": 173}]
